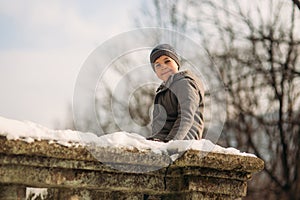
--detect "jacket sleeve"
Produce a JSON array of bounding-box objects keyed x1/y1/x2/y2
[{"x1": 165, "y1": 78, "x2": 201, "y2": 141}]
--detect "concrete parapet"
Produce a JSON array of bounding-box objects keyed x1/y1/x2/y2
[{"x1": 0, "y1": 136, "x2": 264, "y2": 199}]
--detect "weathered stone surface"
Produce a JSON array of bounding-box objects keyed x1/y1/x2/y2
[
  {"x1": 0, "y1": 136, "x2": 172, "y2": 174},
  {"x1": 174, "y1": 150, "x2": 264, "y2": 172},
  {"x1": 180, "y1": 167, "x2": 252, "y2": 181},
  {"x1": 0, "y1": 136, "x2": 93, "y2": 161},
  {"x1": 0, "y1": 164, "x2": 165, "y2": 191},
  {"x1": 0, "y1": 184, "x2": 26, "y2": 200},
  {"x1": 184, "y1": 176, "x2": 247, "y2": 196},
  {"x1": 0, "y1": 136, "x2": 264, "y2": 199},
  {"x1": 49, "y1": 189, "x2": 145, "y2": 200}
]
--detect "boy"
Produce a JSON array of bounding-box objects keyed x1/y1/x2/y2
[{"x1": 147, "y1": 44, "x2": 204, "y2": 142}]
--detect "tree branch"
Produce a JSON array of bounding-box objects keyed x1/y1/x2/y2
[{"x1": 291, "y1": 0, "x2": 300, "y2": 10}]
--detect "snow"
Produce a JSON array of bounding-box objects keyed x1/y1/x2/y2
[
  {"x1": 0, "y1": 116, "x2": 256, "y2": 157},
  {"x1": 26, "y1": 188, "x2": 47, "y2": 199},
  {"x1": 0, "y1": 116, "x2": 82, "y2": 147}
]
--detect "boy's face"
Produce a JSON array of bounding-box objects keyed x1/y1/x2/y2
[{"x1": 153, "y1": 55, "x2": 179, "y2": 82}]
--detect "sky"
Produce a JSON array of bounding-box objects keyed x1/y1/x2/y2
[
  {"x1": 0, "y1": 0, "x2": 141, "y2": 129},
  {"x1": 1, "y1": 0, "x2": 297, "y2": 131}
]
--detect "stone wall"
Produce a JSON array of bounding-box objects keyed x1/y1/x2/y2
[{"x1": 0, "y1": 136, "x2": 264, "y2": 200}]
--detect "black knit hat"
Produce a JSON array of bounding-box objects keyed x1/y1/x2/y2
[{"x1": 150, "y1": 44, "x2": 180, "y2": 70}]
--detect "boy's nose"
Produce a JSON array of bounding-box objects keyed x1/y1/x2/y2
[{"x1": 161, "y1": 64, "x2": 168, "y2": 70}]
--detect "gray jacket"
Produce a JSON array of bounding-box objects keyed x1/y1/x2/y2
[{"x1": 150, "y1": 70, "x2": 204, "y2": 141}]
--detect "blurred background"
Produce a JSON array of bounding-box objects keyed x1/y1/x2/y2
[{"x1": 0, "y1": 0, "x2": 299, "y2": 199}]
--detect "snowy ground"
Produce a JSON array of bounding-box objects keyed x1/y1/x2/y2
[{"x1": 0, "y1": 116, "x2": 255, "y2": 157}]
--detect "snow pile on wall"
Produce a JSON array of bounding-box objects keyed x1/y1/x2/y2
[{"x1": 0, "y1": 116, "x2": 255, "y2": 157}]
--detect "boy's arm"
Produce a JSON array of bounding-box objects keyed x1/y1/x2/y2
[{"x1": 165, "y1": 78, "x2": 201, "y2": 141}]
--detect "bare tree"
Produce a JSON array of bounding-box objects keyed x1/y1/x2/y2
[
  {"x1": 136, "y1": 0, "x2": 300, "y2": 199},
  {"x1": 204, "y1": 1, "x2": 300, "y2": 199},
  {"x1": 95, "y1": 55, "x2": 157, "y2": 136}
]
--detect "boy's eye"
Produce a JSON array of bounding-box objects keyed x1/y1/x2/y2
[
  {"x1": 154, "y1": 63, "x2": 161, "y2": 68},
  {"x1": 164, "y1": 60, "x2": 170, "y2": 64}
]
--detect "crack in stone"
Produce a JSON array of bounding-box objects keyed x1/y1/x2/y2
[{"x1": 164, "y1": 163, "x2": 171, "y2": 191}]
